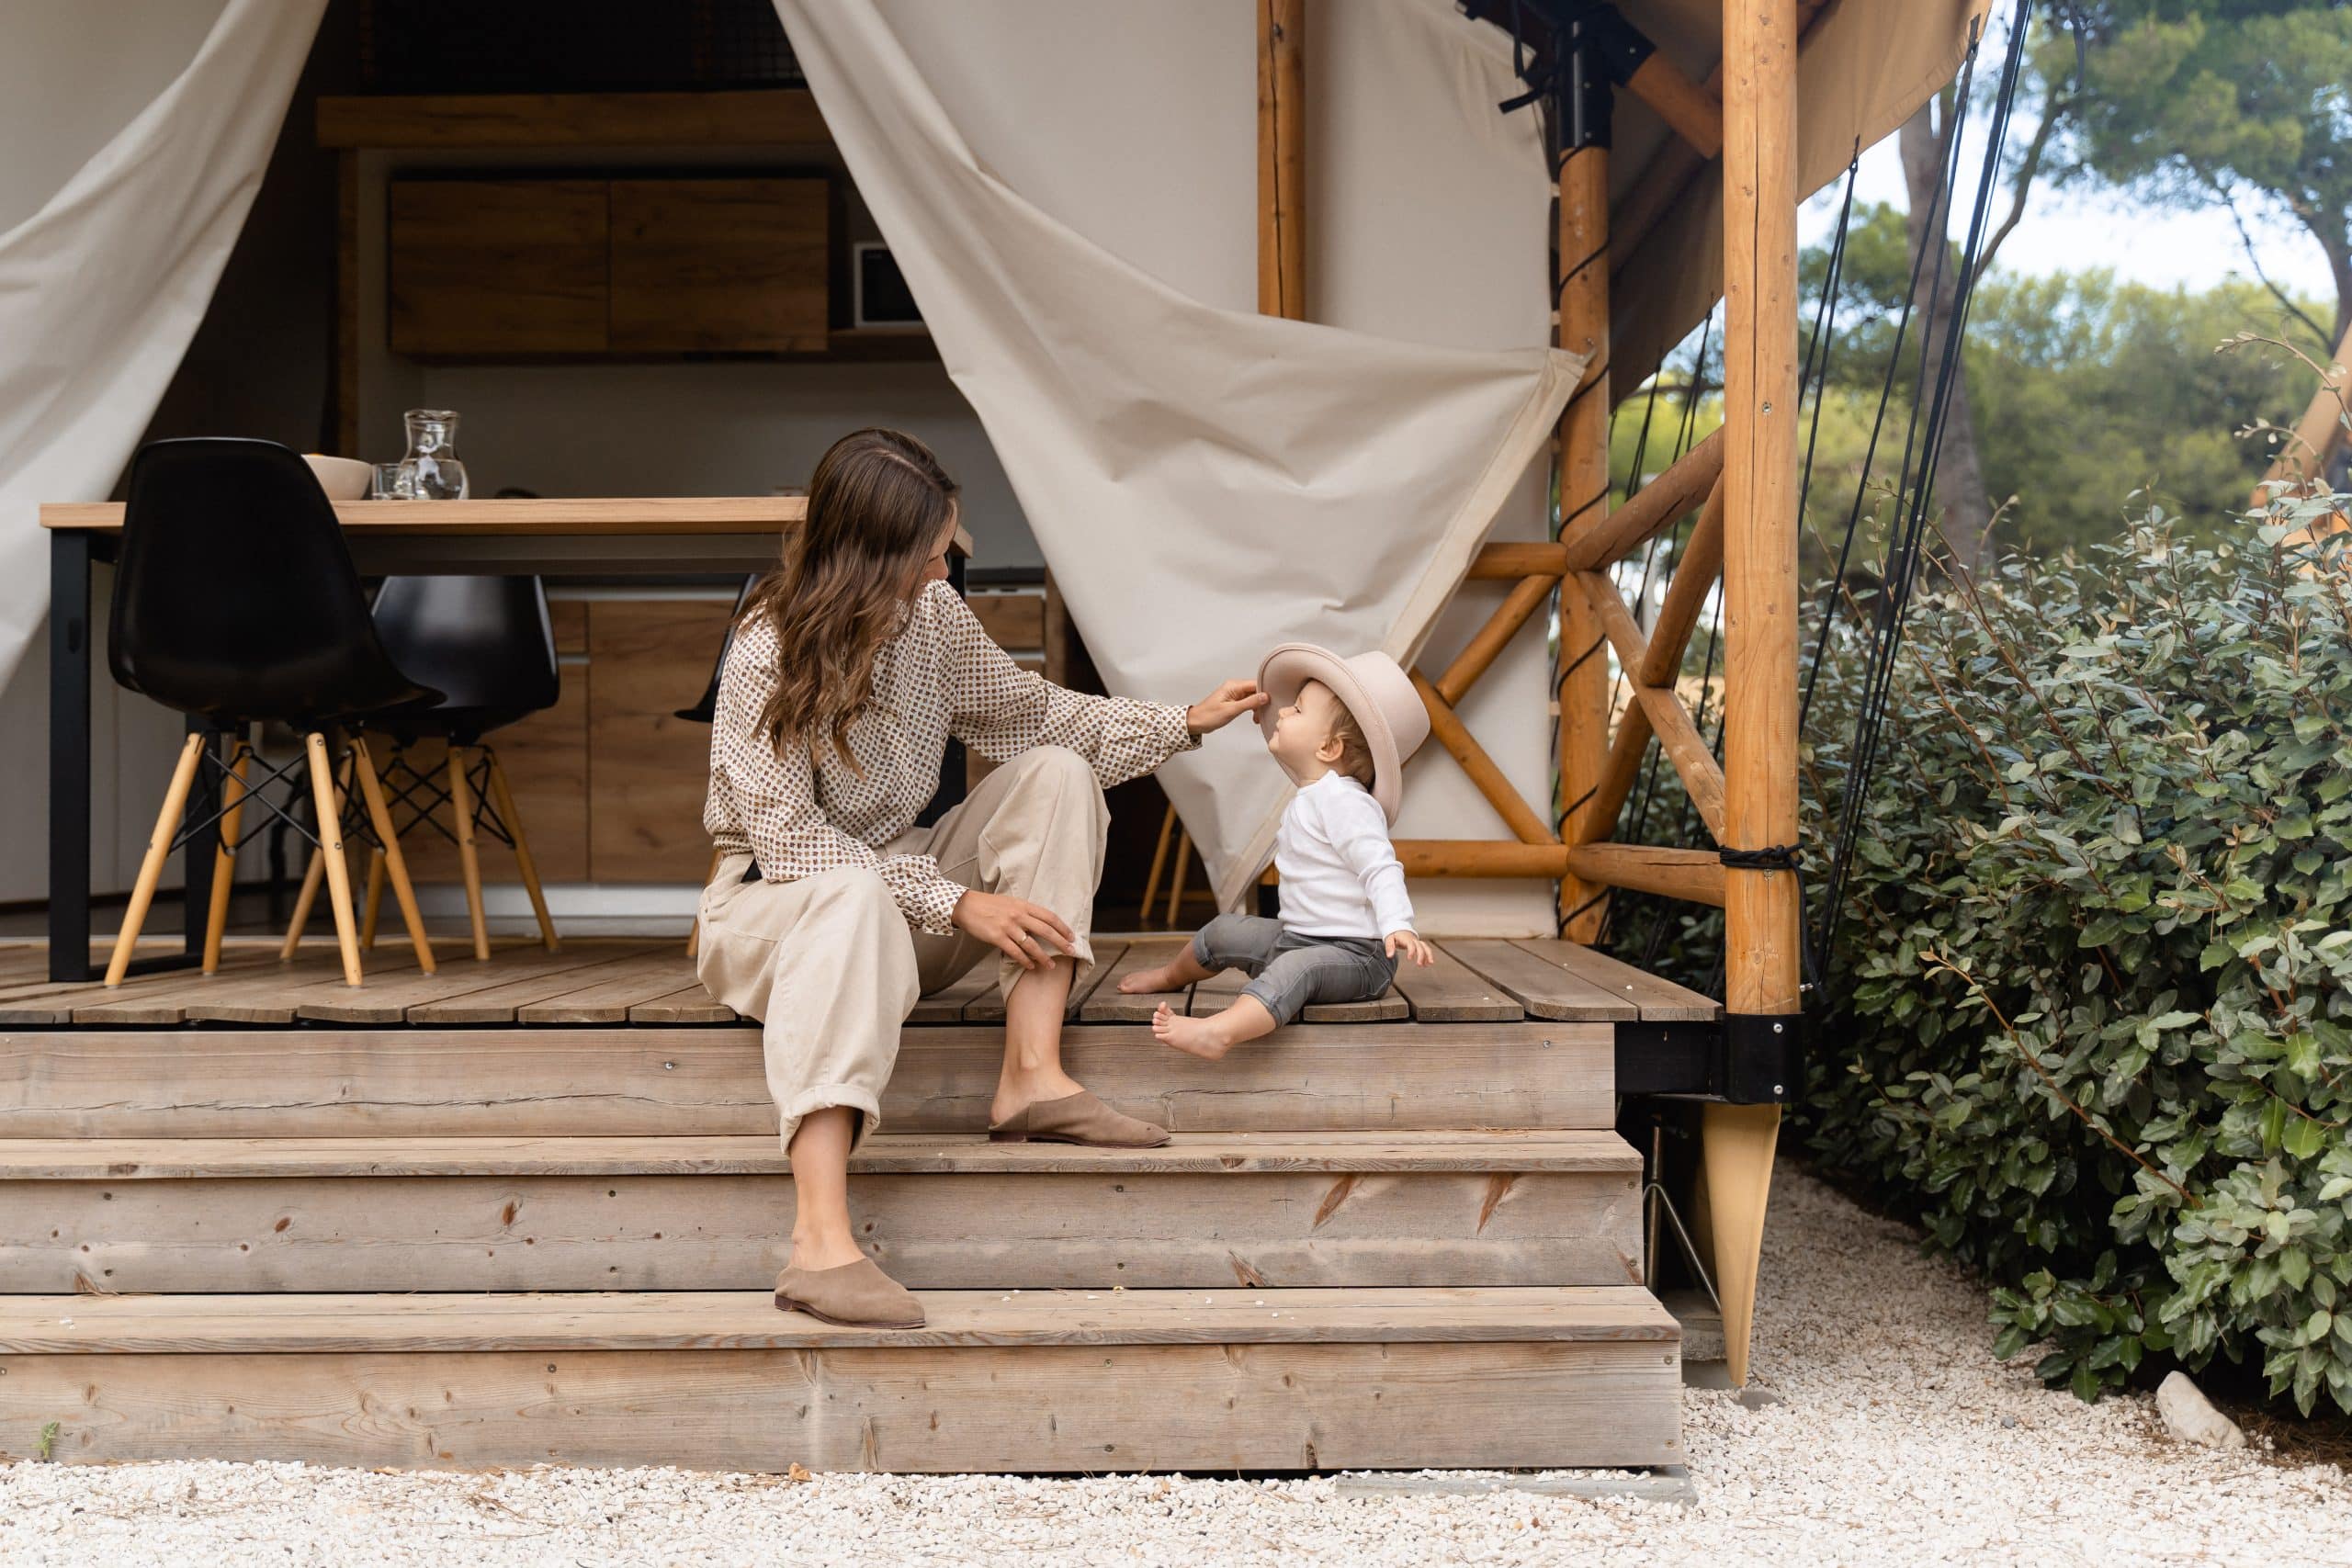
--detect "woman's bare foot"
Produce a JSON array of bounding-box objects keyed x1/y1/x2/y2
[
  {"x1": 1118, "y1": 948, "x2": 1213, "y2": 995},
  {"x1": 1152, "y1": 995, "x2": 1277, "y2": 1060}
]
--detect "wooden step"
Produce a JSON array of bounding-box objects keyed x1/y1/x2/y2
[
  {"x1": 0, "y1": 1021, "x2": 1614, "y2": 1137},
  {"x1": 0, "y1": 1131, "x2": 1644, "y2": 1293},
  {"x1": 0, "y1": 1286, "x2": 1681, "y2": 1472}
]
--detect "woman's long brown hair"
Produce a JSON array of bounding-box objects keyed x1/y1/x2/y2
[{"x1": 743, "y1": 428, "x2": 959, "y2": 768}]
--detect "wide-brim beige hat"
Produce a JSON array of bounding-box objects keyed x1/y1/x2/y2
[{"x1": 1255, "y1": 643, "x2": 1431, "y2": 826}]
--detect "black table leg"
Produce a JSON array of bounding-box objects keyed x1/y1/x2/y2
[{"x1": 47, "y1": 530, "x2": 92, "y2": 983}]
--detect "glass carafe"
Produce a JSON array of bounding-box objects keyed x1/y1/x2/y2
[{"x1": 401, "y1": 409, "x2": 469, "y2": 500}]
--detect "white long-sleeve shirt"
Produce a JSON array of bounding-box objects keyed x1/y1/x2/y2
[{"x1": 1274, "y1": 772, "x2": 1416, "y2": 941}]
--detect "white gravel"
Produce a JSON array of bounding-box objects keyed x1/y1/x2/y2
[{"x1": 6, "y1": 1164, "x2": 2350, "y2": 1567}]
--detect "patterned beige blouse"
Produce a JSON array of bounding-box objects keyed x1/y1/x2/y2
[{"x1": 705, "y1": 580, "x2": 1197, "y2": 933}]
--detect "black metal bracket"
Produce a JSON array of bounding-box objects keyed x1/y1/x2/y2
[
  {"x1": 1460, "y1": 0, "x2": 1656, "y2": 151},
  {"x1": 1614, "y1": 1011, "x2": 1803, "y2": 1104}
]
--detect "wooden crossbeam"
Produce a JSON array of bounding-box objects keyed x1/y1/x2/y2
[
  {"x1": 1576, "y1": 574, "x2": 1727, "y2": 840},
  {"x1": 1464, "y1": 542, "x2": 1568, "y2": 581},
  {"x1": 1396, "y1": 840, "x2": 1569, "y2": 877},
  {"x1": 1561, "y1": 428, "x2": 1724, "y2": 570},
  {"x1": 1435, "y1": 575, "x2": 1554, "y2": 707},
  {"x1": 1412, "y1": 671, "x2": 1555, "y2": 846},
  {"x1": 1565, "y1": 843, "x2": 1725, "y2": 906},
  {"x1": 1626, "y1": 55, "x2": 1723, "y2": 161}
]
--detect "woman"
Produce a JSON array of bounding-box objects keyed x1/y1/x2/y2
[{"x1": 696, "y1": 428, "x2": 1264, "y2": 1329}]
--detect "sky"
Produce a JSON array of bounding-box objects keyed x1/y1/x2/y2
[{"x1": 1800, "y1": 130, "x2": 2340, "y2": 310}]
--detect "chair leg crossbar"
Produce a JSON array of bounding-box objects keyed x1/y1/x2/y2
[{"x1": 287, "y1": 737, "x2": 558, "y2": 964}]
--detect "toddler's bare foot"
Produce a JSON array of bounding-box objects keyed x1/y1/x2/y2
[
  {"x1": 1118, "y1": 963, "x2": 1179, "y2": 995},
  {"x1": 1152, "y1": 1002, "x2": 1233, "y2": 1060}
]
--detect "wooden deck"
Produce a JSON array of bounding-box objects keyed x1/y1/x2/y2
[
  {"x1": 0, "y1": 933, "x2": 1711, "y2": 1474},
  {"x1": 0, "y1": 935, "x2": 1719, "y2": 1029}
]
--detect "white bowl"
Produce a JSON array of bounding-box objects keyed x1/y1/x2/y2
[{"x1": 303, "y1": 454, "x2": 374, "y2": 501}]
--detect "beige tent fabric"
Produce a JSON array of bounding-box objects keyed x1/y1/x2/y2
[
  {"x1": 778, "y1": 0, "x2": 1586, "y2": 910},
  {"x1": 1609, "y1": 0, "x2": 1992, "y2": 387},
  {"x1": 0, "y1": 0, "x2": 325, "y2": 686}
]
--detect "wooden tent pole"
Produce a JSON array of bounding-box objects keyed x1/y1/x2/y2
[
  {"x1": 1258, "y1": 0, "x2": 1307, "y2": 321},
  {"x1": 1712, "y1": 0, "x2": 1804, "y2": 1390},
  {"x1": 1555, "y1": 125, "x2": 1611, "y2": 939}
]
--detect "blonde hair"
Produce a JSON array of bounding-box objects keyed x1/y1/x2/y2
[{"x1": 1325, "y1": 699, "x2": 1377, "y2": 790}]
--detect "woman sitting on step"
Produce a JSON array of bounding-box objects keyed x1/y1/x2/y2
[{"x1": 695, "y1": 428, "x2": 1266, "y2": 1329}]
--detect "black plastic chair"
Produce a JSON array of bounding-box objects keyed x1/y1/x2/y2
[
  {"x1": 104, "y1": 438, "x2": 443, "y2": 987},
  {"x1": 285, "y1": 575, "x2": 563, "y2": 962}
]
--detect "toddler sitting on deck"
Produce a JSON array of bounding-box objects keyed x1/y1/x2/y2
[{"x1": 1120, "y1": 644, "x2": 1434, "y2": 1058}]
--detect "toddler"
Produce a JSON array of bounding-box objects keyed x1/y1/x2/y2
[{"x1": 1120, "y1": 643, "x2": 1432, "y2": 1058}]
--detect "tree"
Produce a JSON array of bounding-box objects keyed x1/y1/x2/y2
[{"x1": 2049, "y1": 2, "x2": 2352, "y2": 354}]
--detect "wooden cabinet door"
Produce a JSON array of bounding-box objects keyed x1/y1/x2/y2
[
  {"x1": 587, "y1": 599, "x2": 737, "y2": 882},
  {"x1": 607, "y1": 178, "x2": 828, "y2": 353},
  {"x1": 389, "y1": 178, "x2": 609, "y2": 355}
]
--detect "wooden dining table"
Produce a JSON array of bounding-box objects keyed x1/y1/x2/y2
[{"x1": 37, "y1": 495, "x2": 894, "y2": 985}]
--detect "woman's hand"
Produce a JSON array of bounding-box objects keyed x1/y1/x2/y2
[
  {"x1": 953, "y1": 889, "x2": 1077, "y2": 971},
  {"x1": 1385, "y1": 929, "x2": 1435, "y2": 967},
  {"x1": 1186, "y1": 679, "x2": 1270, "y2": 736}
]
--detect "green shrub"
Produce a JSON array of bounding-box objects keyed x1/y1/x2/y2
[{"x1": 1803, "y1": 495, "x2": 2352, "y2": 1412}]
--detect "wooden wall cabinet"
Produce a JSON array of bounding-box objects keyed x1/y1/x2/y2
[{"x1": 388, "y1": 175, "x2": 828, "y2": 358}]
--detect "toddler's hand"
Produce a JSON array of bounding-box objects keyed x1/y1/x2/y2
[{"x1": 1385, "y1": 929, "x2": 1434, "y2": 967}]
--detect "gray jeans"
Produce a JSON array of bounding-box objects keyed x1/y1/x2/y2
[{"x1": 1191, "y1": 912, "x2": 1396, "y2": 1028}]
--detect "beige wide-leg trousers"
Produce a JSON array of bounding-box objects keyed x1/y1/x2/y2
[{"x1": 695, "y1": 745, "x2": 1110, "y2": 1152}]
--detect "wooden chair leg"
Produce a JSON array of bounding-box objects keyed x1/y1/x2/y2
[
  {"x1": 1138, "y1": 802, "x2": 1177, "y2": 927},
  {"x1": 201, "y1": 733, "x2": 252, "y2": 976},
  {"x1": 105, "y1": 732, "x2": 207, "y2": 987},
  {"x1": 1166, "y1": 829, "x2": 1193, "y2": 930},
  {"x1": 484, "y1": 747, "x2": 558, "y2": 953},
  {"x1": 1701, "y1": 1101, "x2": 1781, "y2": 1388},
  {"x1": 686, "y1": 844, "x2": 722, "y2": 958},
  {"x1": 351, "y1": 734, "x2": 436, "y2": 975},
  {"x1": 447, "y1": 744, "x2": 492, "y2": 961},
  {"x1": 280, "y1": 750, "x2": 352, "y2": 959},
  {"x1": 303, "y1": 731, "x2": 364, "y2": 987},
  {"x1": 359, "y1": 848, "x2": 387, "y2": 951}
]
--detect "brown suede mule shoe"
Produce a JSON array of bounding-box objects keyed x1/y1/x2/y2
[
  {"x1": 774, "y1": 1258, "x2": 926, "y2": 1328},
  {"x1": 987, "y1": 1089, "x2": 1170, "y2": 1147}
]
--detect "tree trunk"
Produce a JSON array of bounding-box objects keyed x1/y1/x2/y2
[{"x1": 1899, "y1": 100, "x2": 1996, "y2": 572}]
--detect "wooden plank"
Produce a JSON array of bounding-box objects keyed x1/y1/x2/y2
[
  {"x1": 0, "y1": 1134, "x2": 1645, "y2": 1293},
  {"x1": 1517, "y1": 939, "x2": 1721, "y2": 1021},
  {"x1": 1443, "y1": 941, "x2": 1635, "y2": 1022},
  {"x1": 909, "y1": 960, "x2": 995, "y2": 1025},
  {"x1": 43, "y1": 496, "x2": 806, "y2": 535},
  {"x1": 294, "y1": 941, "x2": 613, "y2": 1026},
  {"x1": 1391, "y1": 945, "x2": 1523, "y2": 1021},
  {"x1": 4, "y1": 1333, "x2": 1683, "y2": 1472},
  {"x1": 628, "y1": 984, "x2": 735, "y2": 1026},
  {"x1": 403, "y1": 942, "x2": 667, "y2": 1024},
  {"x1": 609, "y1": 178, "x2": 829, "y2": 354},
  {"x1": 1077, "y1": 940, "x2": 1191, "y2": 1023},
  {"x1": 588, "y1": 599, "x2": 739, "y2": 882},
  {"x1": 0, "y1": 1130, "x2": 1639, "y2": 1180},
  {"x1": 964, "y1": 941, "x2": 1127, "y2": 1023},
  {"x1": 516, "y1": 952, "x2": 708, "y2": 1024},
  {"x1": 0, "y1": 1286, "x2": 1678, "y2": 1352},
  {"x1": 316, "y1": 90, "x2": 833, "y2": 151},
  {"x1": 389, "y1": 178, "x2": 609, "y2": 355},
  {"x1": 1304, "y1": 988, "x2": 1409, "y2": 1023},
  {"x1": 1393, "y1": 840, "x2": 1569, "y2": 877},
  {"x1": 0, "y1": 1022, "x2": 1618, "y2": 1138}
]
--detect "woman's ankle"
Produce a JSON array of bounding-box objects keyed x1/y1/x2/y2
[{"x1": 787, "y1": 1228, "x2": 866, "y2": 1271}]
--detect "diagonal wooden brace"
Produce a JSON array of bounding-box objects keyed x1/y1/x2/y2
[
  {"x1": 1436, "y1": 574, "x2": 1555, "y2": 707},
  {"x1": 1577, "y1": 574, "x2": 1728, "y2": 840},
  {"x1": 1561, "y1": 427, "x2": 1723, "y2": 570},
  {"x1": 1412, "y1": 670, "x2": 1555, "y2": 846}
]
